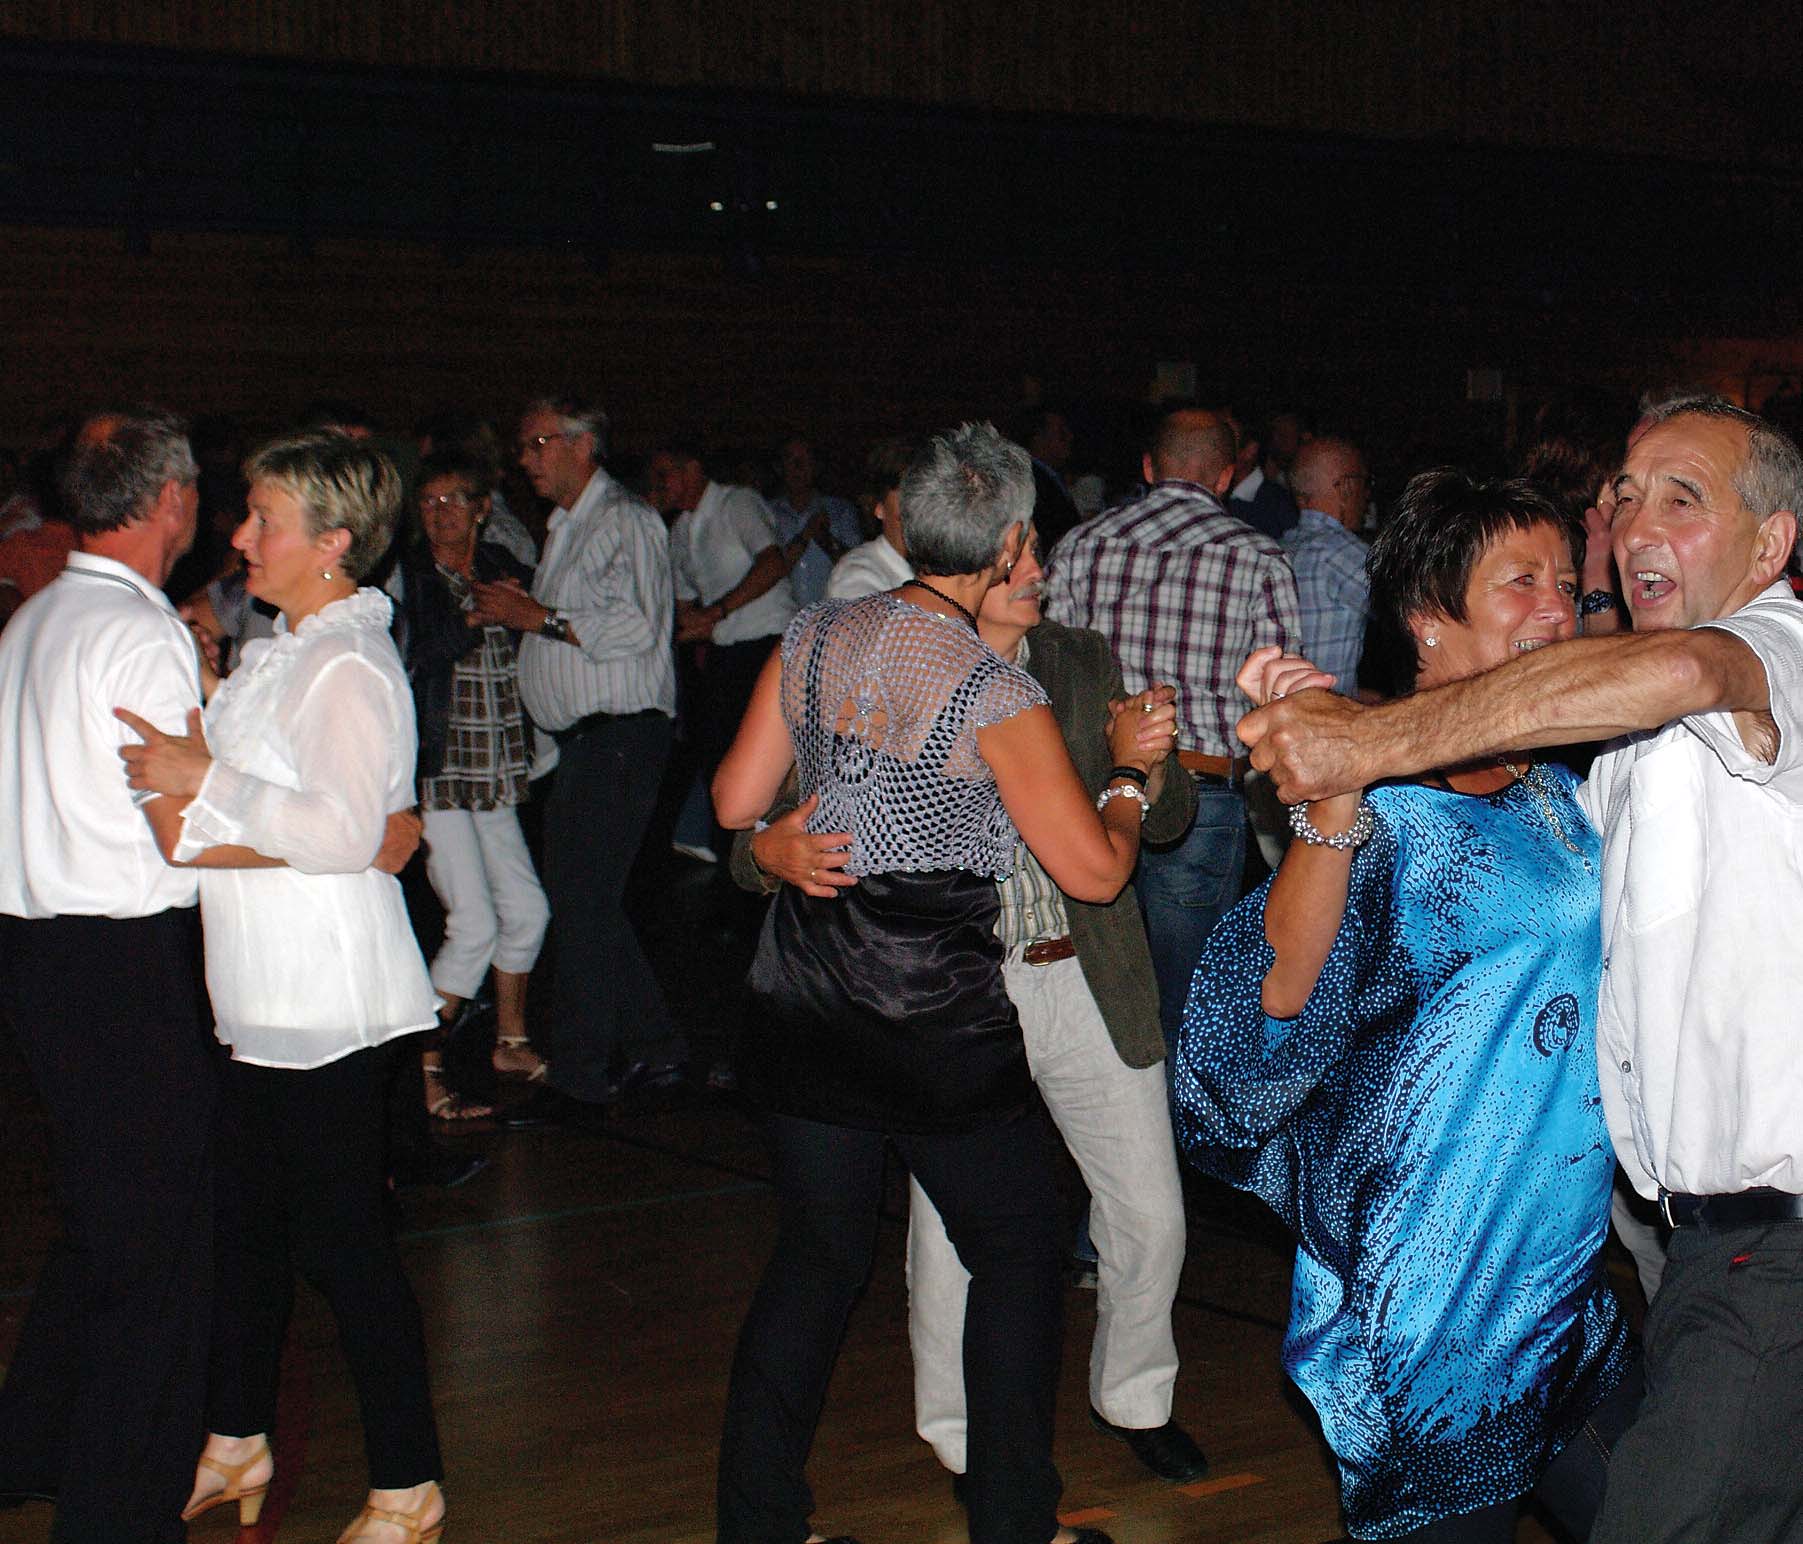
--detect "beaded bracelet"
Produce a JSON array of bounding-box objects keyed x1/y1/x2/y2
[
  {"x1": 1288, "y1": 798, "x2": 1375, "y2": 850},
  {"x1": 1096, "y1": 783, "x2": 1150, "y2": 821}
]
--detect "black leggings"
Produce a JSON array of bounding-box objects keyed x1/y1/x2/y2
[
  {"x1": 1390, "y1": 1357, "x2": 1645, "y2": 1542},
  {"x1": 207, "y1": 1044, "x2": 442, "y2": 1488},
  {"x1": 718, "y1": 1111, "x2": 1065, "y2": 1544}
]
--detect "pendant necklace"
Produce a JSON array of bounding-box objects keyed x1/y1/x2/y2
[{"x1": 1504, "y1": 758, "x2": 1585, "y2": 859}]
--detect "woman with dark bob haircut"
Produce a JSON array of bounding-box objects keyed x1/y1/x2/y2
[{"x1": 1173, "y1": 468, "x2": 1641, "y2": 1542}]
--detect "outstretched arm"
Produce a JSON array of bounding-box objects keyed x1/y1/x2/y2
[{"x1": 1239, "y1": 628, "x2": 1771, "y2": 803}]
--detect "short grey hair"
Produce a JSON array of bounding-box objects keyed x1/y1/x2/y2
[
  {"x1": 523, "y1": 392, "x2": 608, "y2": 460},
  {"x1": 61, "y1": 408, "x2": 198, "y2": 537},
  {"x1": 243, "y1": 431, "x2": 403, "y2": 582},
  {"x1": 1643, "y1": 393, "x2": 1803, "y2": 557},
  {"x1": 899, "y1": 422, "x2": 1035, "y2": 576}
]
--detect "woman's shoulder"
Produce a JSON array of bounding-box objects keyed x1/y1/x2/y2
[{"x1": 287, "y1": 591, "x2": 405, "y2": 680}]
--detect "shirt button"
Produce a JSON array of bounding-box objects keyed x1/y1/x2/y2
[{"x1": 1621, "y1": 1060, "x2": 1632, "y2": 1073}]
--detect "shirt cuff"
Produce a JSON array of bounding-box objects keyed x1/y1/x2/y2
[{"x1": 173, "y1": 759, "x2": 258, "y2": 861}]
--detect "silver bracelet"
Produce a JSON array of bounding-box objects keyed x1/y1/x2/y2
[
  {"x1": 1288, "y1": 798, "x2": 1375, "y2": 850},
  {"x1": 1096, "y1": 783, "x2": 1150, "y2": 822}
]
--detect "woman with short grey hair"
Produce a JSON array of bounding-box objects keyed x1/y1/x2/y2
[{"x1": 712, "y1": 421, "x2": 1178, "y2": 1544}]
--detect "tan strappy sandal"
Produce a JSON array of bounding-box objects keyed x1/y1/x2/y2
[
  {"x1": 180, "y1": 1441, "x2": 271, "y2": 1525},
  {"x1": 336, "y1": 1480, "x2": 445, "y2": 1543}
]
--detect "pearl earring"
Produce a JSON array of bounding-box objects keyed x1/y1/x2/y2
[
  {"x1": 321, "y1": 568, "x2": 334, "y2": 581},
  {"x1": 1423, "y1": 636, "x2": 1440, "y2": 648}
]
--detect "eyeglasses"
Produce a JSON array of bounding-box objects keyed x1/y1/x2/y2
[
  {"x1": 516, "y1": 430, "x2": 575, "y2": 457},
  {"x1": 418, "y1": 491, "x2": 478, "y2": 511}
]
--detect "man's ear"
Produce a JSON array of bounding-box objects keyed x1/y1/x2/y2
[
  {"x1": 1757, "y1": 510, "x2": 1797, "y2": 583},
  {"x1": 1212, "y1": 464, "x2": 1235, "y2": 500},
  {"x1": 1141, "y1": 452, "x2": 1158, "y2": 487}
]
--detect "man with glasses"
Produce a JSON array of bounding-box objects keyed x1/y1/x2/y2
[
  {"x1": 477, "y1": 395, "x2": 685, "y2": 1125},
  {"x1": 1280, "y1": 436, "x2": 1373, "y2": 698}
]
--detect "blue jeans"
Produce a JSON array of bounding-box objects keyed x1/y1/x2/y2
[{"x1": 1136, "y1": 781, "x2": 1246, "y2": 1049}]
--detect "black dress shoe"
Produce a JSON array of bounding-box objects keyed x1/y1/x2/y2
[
  {"x1": 1088, "y1": 1405, "x2": 1209, "y2": 1482},
  {"x1": 498, "y1": 1085, "x2": 602, "y2": 1130}
]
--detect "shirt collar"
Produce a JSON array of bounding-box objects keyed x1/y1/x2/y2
[
  {"x1": 548, "y1": 465, "x2": 614, "y2": 531},
  {"x1": 63, "y1": 551, "x2": 177, "y2": 612},
  {"x1": 1231, "y1": 466, "x2": 1265, "y2": 501}
]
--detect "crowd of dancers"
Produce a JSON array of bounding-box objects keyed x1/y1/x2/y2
[{"x1": 1, "y1": 386, "x2": 1800, "y2": 1544}]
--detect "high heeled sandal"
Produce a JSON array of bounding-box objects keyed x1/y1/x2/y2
[
  {"x1": 494, "y1": 1036, "x2": 549, "y2": 1083},
  {"x1": 181, "y1": 1442, "x2": 271, "y2": 1525},
  {"x1": 423, "y1": 1063, "x2": 492, "y2": 1122},
  {"x1": 336, "y1": 1481, "x2": 445, "y2": 1543}
]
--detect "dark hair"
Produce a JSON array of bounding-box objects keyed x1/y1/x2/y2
[
  {"x1": 1517, "y1": 387, "x2": 1633, "y2": 528},
  {"x1": 61, "y1": 408, "x2": 198, "y2": 537},
  {"x1": 1364, "y1": 468, "x2": 1580, "y2": 697},
  {"x1": 416, "y1": 448, "x2": 495, "y2": 501},
  {"x1": 863, "y1": 434, "x2": 924, "y2": 499}
]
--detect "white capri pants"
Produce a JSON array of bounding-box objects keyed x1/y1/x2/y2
[
  {"x1": 422, "y1": 805, "x2": 550, "y2": 1000},
  {"x1": 906, "y1": 951, "x2": 1186, "y2": 1473}
]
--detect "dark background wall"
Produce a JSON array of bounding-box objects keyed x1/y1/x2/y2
[{"x1": 3, "y1": 6, "x2": 1801, "y2": 473}]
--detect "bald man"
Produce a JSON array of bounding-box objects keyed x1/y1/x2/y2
[
  {"x1": 1045, "y1": 407, "x2": 1302, "y2": 1039},
  {"x1": 1281, "y1": 436, "x2": 1372, "y2": 695}
]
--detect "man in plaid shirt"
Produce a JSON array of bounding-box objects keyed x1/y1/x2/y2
[{"x1": 1045, "y1": 407, "x2": 1303, "y2": 1041}]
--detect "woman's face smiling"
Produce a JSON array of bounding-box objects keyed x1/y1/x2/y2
[
  {"x1": 234, "y1": 479, "x2": 344, "y2": 617},
  {"x1": 1414, "y1": 520, "x2": 1578, "y2": 690}
]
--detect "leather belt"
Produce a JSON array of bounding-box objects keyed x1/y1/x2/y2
[
  {"x1": 1176, "y1": 749, "x2": 1250, "y2": 786},
  {"x1": 549, "y1": 707, "x2": 661, "y2": 746},
  {"x1": 1659, "y1": 1188, "x2": 1803, "y2": 1229},
  {"x1": 1021, "y1": 936, "x2": 1077, "y2": 966}
]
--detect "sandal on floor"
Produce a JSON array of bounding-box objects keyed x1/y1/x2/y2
[
  {"x1": 493, "y1": 1036, "x2": 549, "y2": 1083},
  {"x1": 181, "y1": 1441, "x2": 272, "y2": 1525},
  {"x1": 424, "y1": 1064, "x2": 493, "y2": 1122},
  {"x1": 337, "y1": 1480, "x2": 445, "y2": 1543}
]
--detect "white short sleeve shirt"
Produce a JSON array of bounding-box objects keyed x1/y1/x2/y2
[
  {"x1": 0, "y1": 553, "x2": 201, "y2": 919},
  {"x1": 1578, "y1": 581, "x2": 1803, "y2": 1198},
  {"x1": 668, "y1": 482, "x2": 796, "y2": 646}
]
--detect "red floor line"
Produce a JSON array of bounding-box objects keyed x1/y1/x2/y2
[{"x1": 1178, "y1": 1471, "x2": 1266, "y2": 1499}]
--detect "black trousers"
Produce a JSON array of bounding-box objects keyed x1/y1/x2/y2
[
  {"x1": 692, "y1": 635, "x2": 779, "y2": 860},
  {"x1": 1388, "y1": 1357, "x2": 1643, "y2": 1541},
  {"x1": 541, "y1": 710, "x2": 685, "y2": 1100},
  {"x1": 1590, "y1": 1218, "x2": 1803, "y2": 1544},
  {"x1": 0, "y1": 910, "x2": 216, "y2": 1544},
  {"x1": 207, "y1": 1045, "x2": 442, "y2": 1488},
  {"x1": 718, "y1": 1111, "x2": 1065, "y2": 1544}
]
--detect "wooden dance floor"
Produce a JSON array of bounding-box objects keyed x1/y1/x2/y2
[{"x1": 0, "y1": 861, "x2": 1593, "y2": 1543}]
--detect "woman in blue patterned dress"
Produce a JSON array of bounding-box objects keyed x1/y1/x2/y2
[{"x1": 1174, "y1": 470, "x2": 1639, "y2": 1542}]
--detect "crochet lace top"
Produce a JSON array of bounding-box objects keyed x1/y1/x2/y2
[{"x1": 781, "y1": 593, "x2": 1048, "y2": 879}]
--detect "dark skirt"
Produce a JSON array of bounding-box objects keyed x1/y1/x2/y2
[{"x1": 743, "y1": 867, "x2": 1032, "y2": 1133}]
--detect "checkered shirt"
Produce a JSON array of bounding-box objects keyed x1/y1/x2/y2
[
  {"x1": 419, "y1": 566, "x2": 531, "y2": 812},
  {"x1": 1044, "y1": 481, "x2": 1303, "y2": 756},
  {"x1": 1281, "y1": 509, "x2": 1370, "y2": 695}
]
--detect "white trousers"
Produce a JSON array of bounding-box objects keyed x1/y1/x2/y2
[
  {"x1": 421, "y1": 805, "x2": 550, "y2": 1000},
  {"x1": 906, "y1": 952, "x2": 1186, "y2": 1472}
]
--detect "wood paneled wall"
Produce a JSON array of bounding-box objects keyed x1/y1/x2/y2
[
  {"x1": 0, "y1": 223, "x2": 1709, "y2": 477},
  {"x1": 5, "y1": 2, "x2": 1797, "y2": 167}
]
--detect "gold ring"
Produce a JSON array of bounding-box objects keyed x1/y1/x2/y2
[{"x1": 1140, "y1": 699, "x2": 1153, "y2": 714}]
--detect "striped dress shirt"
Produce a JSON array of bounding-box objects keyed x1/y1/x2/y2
[
  {"x1": 1044, "y1": 481, "x2": 1302, "y2": 756},
  {"x1": 516, "y1": 466, "x2": 677, "y2": 730}
]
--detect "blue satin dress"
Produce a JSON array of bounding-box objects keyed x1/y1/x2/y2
[{"x1": 1174, "y1": 768, "x2": 1631, "y2": 1538}]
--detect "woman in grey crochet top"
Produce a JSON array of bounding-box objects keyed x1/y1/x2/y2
[{"x1": 711, "y1": 422, "x2": 1177, "y2": 1544}]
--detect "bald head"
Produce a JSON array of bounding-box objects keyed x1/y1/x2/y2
[
  {"x1": 1291, "y1": 436, "x2": 1369, "y2": 532},
  {"x1": 1145, "y1": 409, "x2": 1237, "y2": 494}
]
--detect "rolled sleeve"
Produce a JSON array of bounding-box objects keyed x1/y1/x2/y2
[
  {"x1": 176, "y1": 654, "x2": 403, "y2": 872},
  {"x1": 1695, "y1": 590, "x2": 1803, "y2": 793}
]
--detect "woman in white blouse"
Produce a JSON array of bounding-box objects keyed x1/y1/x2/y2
[{"x1": 119, "y1": 432, "x2": 446, "y2": 1544}]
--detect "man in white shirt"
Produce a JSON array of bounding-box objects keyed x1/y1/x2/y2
[
  {"x1": 0, "y1": 409, "x2": 215, "y2": 1540},
  {"x1": 1238, "y1": 395, "x2": 1803, "y2": 1543},
  {"x1": 826, "y1": 435, "x2": 917, "y2": 601},
  {"x1": 768, "y1": 436, "x2": 863, "y2": 607},
  {"x1": 477, "y1": 395, "x2": 684, "y2": 1125},
  {"x1": 650, "y1": 441, "x2": 796, "y2": 864}
]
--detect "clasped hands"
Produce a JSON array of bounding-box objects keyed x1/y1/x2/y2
[
  {"x1": 466, "y1": 576, "x2": 546, "y2": 632},
  {"x1": 1235, "y1": 646, "x2": 1368, "y2": 805}
]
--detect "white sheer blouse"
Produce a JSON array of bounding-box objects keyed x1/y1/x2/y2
[{"x1": 176, "y1": 588, "x2": 436, "y2": 1068}]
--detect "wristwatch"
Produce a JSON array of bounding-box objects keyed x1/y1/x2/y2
[
  {"x1": 1579, "y1": 589, "x2": 1617, "y2": 616},
  {"x1": 539, "y1": 609, "x2": 572, "y2": 642}
]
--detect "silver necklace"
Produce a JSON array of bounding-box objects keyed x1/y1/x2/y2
[{"x1": 1504, "y1": 759, "x2": 1585, "y2": 859}]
